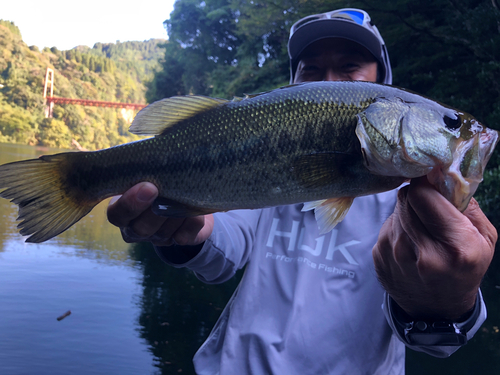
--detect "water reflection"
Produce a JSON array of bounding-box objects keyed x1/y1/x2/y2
[
  {"x1": 0, "y1": 240, "x2": 155, "y2": 375},
  {"x1": 130, "y1": 242, "x2": 240, "y2": 374}
]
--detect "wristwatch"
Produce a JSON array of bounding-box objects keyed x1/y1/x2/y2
[{"x1": 390, "y1": 293, "x2": 481, "y2": 346}]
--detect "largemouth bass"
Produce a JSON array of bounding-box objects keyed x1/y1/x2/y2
[{"x1": 0, "y1": 81, "x2": 497, "y2": 243}]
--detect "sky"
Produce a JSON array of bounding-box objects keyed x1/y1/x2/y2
[{"x1": 2, "y1": 0, "x2": 176, "y2": 50}]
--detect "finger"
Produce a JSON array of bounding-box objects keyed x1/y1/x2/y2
[
  {"x1": 374, "y1": 204, "x2": 418, "y2": 276},
  {"x1": 121, "y1": 226, "x2": 150, "y2": 243},
  {"x1": 403, "y1": 178, "x2": 492, "y2": 276},
  {"x1": 463, "y1": 198, "x2": 498, "y2": 250},
  {"x1": 128, "y1": 209, "x2": 168, "y2": 238},
  {"x1": 404, "y1": 177, "x2": 464, "y2": 242},
  {"x1": 121, "y1": 216, "x2": 175, "y2": 245},
  {"x1": 380, "y1": 184, "x2": 445, "y2": 281},
  {"x1": 406, "y1": 177, "x2": 496, "y2": 256},
  {"x1": 149, "y1": 218, "x2": 189, "y2": 245},
  {"x1": 144, "y1": 216, "x2": 213, "y2": 247},
  {"x1": 107, "y1": 182, "x2": 158, "y2": 227},
  {"x1": 395, "y1": 184, "x2": 428, "y2": 239},
  {"x1": 124, "y1": 216, "x2": 209, "y2": 247},
  {"x1": 172, "y1": 216, "x2": 207, "y2": 246}
]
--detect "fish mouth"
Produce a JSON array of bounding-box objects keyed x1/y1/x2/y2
[
  {"x1": 427, "y1": 126, "x2": 499, "y2": 211},
  {"x1": 479, "y1": 127, "x2": 500, "y2": 164}
]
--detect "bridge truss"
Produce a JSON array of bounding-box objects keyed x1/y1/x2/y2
[{"x1": 43, "y1": 68, "x2": 147, "y2": 117}]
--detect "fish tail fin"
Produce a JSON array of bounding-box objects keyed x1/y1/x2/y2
[{"x1": 0, "y1": 153, "x2": 99, "y2": 243}]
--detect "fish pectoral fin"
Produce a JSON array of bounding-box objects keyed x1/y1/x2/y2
[
  {"x1": 302, "y1": 197, "x2": 355, "y2": 234},
  {"x1": 130, "y1": 95, "x2": 229, "y2": 135},
  {"x1": 293, "y1": 152, "x2": 359, "y2": 188},
  {"x1": 152, "y1": 197, "x2": 217, "y2": 217}
]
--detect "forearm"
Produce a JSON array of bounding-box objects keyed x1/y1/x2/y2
[{"x1": 155, "y1": 209, "x2": 262, "y2": 283}]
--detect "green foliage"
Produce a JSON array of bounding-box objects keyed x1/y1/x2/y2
[
  {"x1": 0, "y1": 20, "x2": 21, "y2": 38},
  {"x1": 65, "y1": 49, "x2": 117, "y2": 73},
  {"x1": 0, "y1": 22, "x2": 166, "y2": 150},
  {"x1": 0, "y1": 100, "x2": 38, "y2": 145},
  {"x1": 356, "y1": 0, "x2": 500, "y2": 130},
  {"x1": 37, "y1": 118, "x2": 71, "y2": 148},
  {"x1": 146, "y1": 42, "x2": 188, "y2": 100},
  {"x1": 149, "y1": 0, "x2": 352, "y2": 100}
]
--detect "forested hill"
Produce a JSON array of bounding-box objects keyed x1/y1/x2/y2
[{"x1": 0, "y1": 20, "x2": 165, "y2": 150}]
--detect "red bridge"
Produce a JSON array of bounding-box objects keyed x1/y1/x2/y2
[
  {"x1": 46, "y1": 96, "x2": 146, "y2": 110},
  {"x1": 43, "y1": 68, "x2": 147, "y2": 117}
]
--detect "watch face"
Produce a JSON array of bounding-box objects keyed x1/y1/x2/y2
[{"x1": 405, "y1": 332, "x2": 467, "y2": 346}]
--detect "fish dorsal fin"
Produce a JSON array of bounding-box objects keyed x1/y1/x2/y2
[
  {"x1": 130, "y1": 95, "x2": 229, "y2": 135},
  {"x1": 302, "y1": 197, "x2": 355, "y2": 234}
]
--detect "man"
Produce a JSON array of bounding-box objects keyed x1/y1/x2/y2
[{"x1": 108, "y1": 9, "x2": 497, "y2": 374}]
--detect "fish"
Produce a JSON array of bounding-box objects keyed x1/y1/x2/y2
[{"x1": 0, "y1": 81, "x2": 498, "y2": 243}]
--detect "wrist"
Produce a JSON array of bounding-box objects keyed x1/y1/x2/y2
[
  {"x1": 389, "y1": 293, "x2": 481, "y2": 346},
  {"x1": 391, "y1": 288, "x2": 478, "y2": 321}
]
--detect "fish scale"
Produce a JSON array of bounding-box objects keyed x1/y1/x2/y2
[{"x1": 0, "y1": 81, "x2": 497, "y2": 242}]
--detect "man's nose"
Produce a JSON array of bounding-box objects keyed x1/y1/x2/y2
[{"x1": 324, "y1": 69, "x2": 344, "y2": 82}]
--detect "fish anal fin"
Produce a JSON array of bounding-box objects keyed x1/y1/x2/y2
[
  {"x1": 302, "y1": 197, "x2": 355, "y2": 234},
  {"x1": 152, "y1": 197, "x2": 217, "y2": 217},
  {"x1": 130, "y1": 95, "x2": 228, "y2": 136}
]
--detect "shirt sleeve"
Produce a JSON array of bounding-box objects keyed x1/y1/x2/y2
[
  {"x1": 382, "y1": 289, "x2": 487, "y2": 357},
  {"x1": 154, "y1": 209, "x2": 263, "y2": 284}
]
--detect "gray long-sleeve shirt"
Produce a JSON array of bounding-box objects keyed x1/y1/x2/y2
[{"x1": 157, "y1": 191, "x2": 486, "y2": 374}]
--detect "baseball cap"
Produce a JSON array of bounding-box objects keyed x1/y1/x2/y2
[{"x1": 288, "y1": 8, "x2": 392, "y2": 84}]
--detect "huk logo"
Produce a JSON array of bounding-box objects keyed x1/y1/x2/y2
[{"x1": 265, "y1": 218, "x2": 360, "y2": 265}]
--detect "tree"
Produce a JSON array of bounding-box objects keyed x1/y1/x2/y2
[
  {"x1": 146, "y1": 42, "x2": 188, "y2": 100},
  {"x1": 359, "y1": 0, "x2": 500, "y2": 128}
]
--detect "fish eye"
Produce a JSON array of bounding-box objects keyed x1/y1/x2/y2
[{"x1": 443, "y1": 115, "x2": 461, "y2": 130}]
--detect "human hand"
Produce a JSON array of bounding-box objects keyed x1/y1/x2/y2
[
  {"x1": 107, "y1": 182, "x2": 214, "y2": 247},
  {"x1": 373, "y1": 176, "x2": 497, "y2": 321}
]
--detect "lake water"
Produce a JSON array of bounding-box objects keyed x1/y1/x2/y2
[{"x1": 0, "y1": 142, "x2": 499, "y2": 374}]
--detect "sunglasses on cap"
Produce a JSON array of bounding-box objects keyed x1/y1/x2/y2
[{"x1": 290, "y1": 8, "x2": 385, "y2": 45}]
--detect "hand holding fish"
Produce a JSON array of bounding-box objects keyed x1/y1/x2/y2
[
  {"x1": 107, "y1": 182, "x2": 213, "y2": 248},
  {"x1": 372, "y1": 176, "x2": 497, "y2": 320}
]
